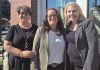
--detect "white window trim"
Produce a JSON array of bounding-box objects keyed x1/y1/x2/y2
[
  {"x1": 37, "y1": 0, "x2": 46, "y2": 26},
  {"x1": 76, "y1": 0, "x2": 88, "y2": 17}
]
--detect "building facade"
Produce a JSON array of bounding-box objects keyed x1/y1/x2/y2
[
  {"x1": 10, "y1": 0, "x2": 37, "y2": 25},
  {"x1": 10, "y1": 0, "x2": 100, "y2": 25}
]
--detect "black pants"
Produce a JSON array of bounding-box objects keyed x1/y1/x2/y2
[{"x1": 47, "y1": 63, "x2": 64, "y2": 70}]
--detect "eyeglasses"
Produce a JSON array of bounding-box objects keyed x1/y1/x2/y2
[
  {"x1": 47, "y1": 15, "x2": 57, "y2": 18},
  {"x1": 19, "y1": 12, "x2": 29, "y2": 15}
]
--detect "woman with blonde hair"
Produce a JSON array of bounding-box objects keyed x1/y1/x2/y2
[{"x1": 64, "y1": 2, "x2": 98, "y2": 70}]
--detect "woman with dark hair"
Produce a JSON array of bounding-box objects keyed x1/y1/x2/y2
[
  {"x1": 3, "y1": 5, "x2": 38, "y2": 70},
  {"x1": 30, "y1": 8, "x2": 69, "y2": 70}
]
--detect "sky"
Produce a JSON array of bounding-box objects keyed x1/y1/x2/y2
[{"x1": 8, "y1": 0, "x2": 10, "y2": 2}]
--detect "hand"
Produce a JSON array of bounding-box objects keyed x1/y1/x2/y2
[{"x1": 21, "y1": 50, "x2": 34, "y2": 58}]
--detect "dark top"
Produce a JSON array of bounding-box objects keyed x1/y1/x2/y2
[
  {"x1": 66, "y1": 30, "x2": 82, "y2": 70},
  {"x1": 5, "y1": 24, "x2": 38, "y2": 70},
  {"x1": 65, "y1": 19, "x2": 98, "y2": 70}
]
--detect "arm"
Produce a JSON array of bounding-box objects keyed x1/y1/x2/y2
[
  {"x1": 4, "y1": 40, "x2": 33, "y2": 58},
  {"x1": 4, "y1": 40, "x2": 22, "y2": 56},
  {"x1": 3, "y1": 26, "x2": 33, "y2": 58},
  {"x1": 82, "y1": 19, "x2": 98, "y2": 70},
  {"x1": 30, "y1": 27, "x2": 43, "y2": 70},
  {"x1": 3, "y1": 26, "x2": 22, "y2": 57}
]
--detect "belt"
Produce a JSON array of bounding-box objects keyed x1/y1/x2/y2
[{"x1": 49, "y1": 63, "x2": 60, "y2": 67}]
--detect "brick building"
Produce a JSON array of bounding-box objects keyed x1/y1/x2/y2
[
  {"x1": 10, "y1": 0, "x2": 100, "y2": 26},
  {"x1": 10, "y1": 0, "x2": 37, "y2": 25}
]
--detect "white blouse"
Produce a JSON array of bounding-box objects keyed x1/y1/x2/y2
[{"x1": 48, "y1": 30, "x2": 65, "y2": 65}]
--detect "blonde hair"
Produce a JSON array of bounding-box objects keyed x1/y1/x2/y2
[{"x1": 64, "y1": 2, "x2": 86, "y2": 23}]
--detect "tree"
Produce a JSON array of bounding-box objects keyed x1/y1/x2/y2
[{"x1": 2, "y1": 0, "x2": 10, "y2": 19}]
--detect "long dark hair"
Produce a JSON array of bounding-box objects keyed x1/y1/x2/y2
[{"x1": 42, "y1": 8, "x2": 65, "y2": 35}]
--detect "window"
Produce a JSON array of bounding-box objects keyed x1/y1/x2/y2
[
  {"x1": 89, "y1": 0, "x2": 100, "y2": 34},
  {"x1": 89, "y1": 0, "x2": 100, "y2": 9},
  {"x1": 47, "y1": 0, "x2": 76, "y2": 18}
]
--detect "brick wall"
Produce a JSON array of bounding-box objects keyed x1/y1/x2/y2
[
  {"x1": 10, "y1": 0, "x2": 37, "y2": 25},
  {"x1": 31, "y1": 0, "x2": 37, "y2": 25}
]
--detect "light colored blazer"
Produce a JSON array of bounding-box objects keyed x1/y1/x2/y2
[
  {"x1": 30, "y1": 27, "x2": 68, "y2": 70},
  {"x1": 74, "y1": 19, "x2": 98, "y2": 70}
]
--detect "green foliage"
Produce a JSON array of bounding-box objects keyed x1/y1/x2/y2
[{"x1": 1, "y1": 0, "x2": 10, "y2": 19}]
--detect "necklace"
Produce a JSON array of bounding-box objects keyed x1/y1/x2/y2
[{"x1": 20, "y1": 27, "x2": 30, "y2": 50}]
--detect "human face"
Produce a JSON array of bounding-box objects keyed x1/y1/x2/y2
[
  {"x1": 18, "y1": 10, "x2": 31, "y2": 23},
  {"x1": 67, "y1": 5, "x2": 79, "y2": 23},
  {"x1": 47, "y1": 10, "x2": 58, "y2": 27}
]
